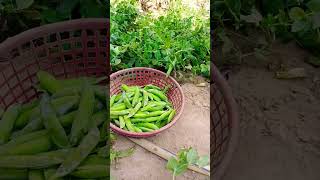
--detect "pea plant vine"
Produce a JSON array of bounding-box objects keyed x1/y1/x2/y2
[
  {"x1": 213, "y1": 0, "x2": 320, "y2": 67},
  {"x1": 111, "y1": 0, "x2": 210, "y2": 77}
]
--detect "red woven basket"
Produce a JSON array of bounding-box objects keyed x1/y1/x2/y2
[
  {"x1": 110, "y1": 67, "x2": 185, "y2": 138},
  {"x1": 0, "y1": 18, "x2": 109, "y2": 109},
  {"x1": 211, "y1": 64, "x2": 239, "y2": 180}
]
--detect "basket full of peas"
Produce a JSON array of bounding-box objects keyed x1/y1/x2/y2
[{"x1": 110, "y1": 67, "x2": 185, "y2": 138}]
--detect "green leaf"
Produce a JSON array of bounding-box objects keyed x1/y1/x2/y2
[
  {"x1": 174, "y1": 163, "x2": 188, "y2": 175},
  {"x1": 16, "y1": 0, "x2": 34, "y2": 10},
  {"x1": 307, "y1": 0, "x2": 320, "y2": 12},
  {"x1": 240, "y1": 8, "x2": 262, "y2": 25},
  {"x1": 289, "y1": 7, "x2": 305, "y2": 21},
  {"x1": 114, "y1": 59, "x2": 121, "y2": 65},
  {"x1": 196, "y1": 155, "x2": 209, "y2": 167},
  {"x1": 80, "y1": 0, "x2": 107, "y2": 17},
  {"x1": 186, "y1": 148, "x2": 199, "y2": 165},
  {"x1": 291, "y1": 20, "x2": 309, "y2": 32},
  {"x1": 166, "y1": 158, "x2": 179, "y2": 172},
  {"x1": 224, "y1": 0, "x2": 241, "y2": 20},
  {"x1": 311, "y1": 12, "x2": 320, "y2": 29},
  {"x1": 57, "y1": 0, "x2": 79, "y2": 15}
]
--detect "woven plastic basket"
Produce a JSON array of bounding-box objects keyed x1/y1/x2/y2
[
  {"x1": 211, "y1": 64, "x2": 239, "y2": 179},
  {"x1": 0, "y1": 18, "x2": 109, "y2": 109},
  {"x1": 110, "y1": 67, "x2": 185, "y2": 138}
]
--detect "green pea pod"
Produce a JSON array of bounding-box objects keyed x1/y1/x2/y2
[
  {"x1": 0, "y1": 134, "x2": 51, "y2": 155},
  {"x1": 37, "y1": 70, "x2": 62, "y2": 94},
  {"x1": 167, "y1": 109, "x2": 176, "y2": 123},
  {"x1": 121, "y1": 84, "x2": 130, "y2": 91},
  {"x1": 0, "y1": 168, "x2": 28, "y2": 180},
  {"x1": 114, "y1": 94, "x2": 122, "y2": 102},
  {"x1": 29, "y1": 169, "x2": 45, "y2": 180},
  {"x1": 157, "y1": 120, "x2": 168, "y2": 128},
  {"x1": 127, "y1": 102, "x2": 142, "y2": 118},
  {"x1": 158, "y1": 109, "x2": 172, "y2": 122},
  {"x1": 40, "y1": 94, "x2": 70, "y2": 148},
  {"x1": 132, "y1": 87, "x2": 140, "y2": 107},
  {"x1": 59, "y1": 111, "x2": 76, "y2": 127},
  {"x1": 53, "y1": 126, "x2": 100, "y2": 178},
  {"x1": 110, "y1": 110, "x2": 130, "y2": 116},
  {"x1": 136, "y1": 123, "x2": 159, "y2": 130},
  {"x1": 148, "y1": 106, "x2": 166, "y2": 111},
  {"x1": 119, "y1": 116, "x2": 125, "y2": 129},
  {"x1": 147, "y1": 89, "x2": 168, "y2": 101},
  {"x1": 94, "y1": 100, "x2": 105, "y2": 113},
  {"x1": 81, "y1": 155, "x2": 109, "y2": 166},
  {"x1": 148, "y1": 93, "x2": 154, "y2": 101},
  {"x1": 20, "y1": 100, "x2": 39, "y2": 113},
  {"x1": 139, "y1": 127, "x2": 154, "y2": 132},
  {"x1": 110, "y1": 103, "x2": 126, "y2": 111},
  {"x1": 142, "y1": 90, "x2": 149, "y2": 107},
  {"x1": 114, "y1": 120, "x2": 120, "y2": 127},
  {"x1": 110, "y1": 95, "x2": 116, "y2": 107},
  {"x1": 144, "y1": 84, "x2": 162, "y2": 91},
  {"x1": 133, "y1": 126, "x2": 142, "y2": 133},
  {"x1": 70, "y1": 84, "x2": 95, "y2": 146},
  {"x1": 44, "y1": 168, "x2": 63, "y2": 180},
  {"x1": 124, "y1": 116, "x2": 135, "y2": 132},
  {"x1": 122, "y1": 92, "x2": 132, "y2": 108},
  {"x1": 15, "y1": 95, "x2": 79, "y2": 129},
  {"x1": 51, "y1": 87, "x2": 81, "y2": 99},
  {"x1": 140, "y1": 102, "x2": 166, "y2": 112},
  {"x1": 0, "y1": 104, "x2": 21, "y2": 144},
  {"x1": 0, "y1": 130, "x2": 48, "y2": 154},
  {"x1": 131, "y1": 116, "x2": 160, "y2": 123},
  {"x1": 53, "y1": 96, "x2": 80, "y2": 115},
  {"x1": 148, "y1": 93, "x2": 161, "y2": 102},
  {"x1": 127, "y1": 92, "x2": 135, "y2": 98},
  {"x1": 0, "y1": 148, "x2": 73, "y2": 169},
  {"x1": 133, "y1": 111, "x2": 165, "y2": 118},
  {"x1": 11, "y1": 117, "x2": 43, "y2": 139},
  {"x1": 70, "y1": 165, "x2": 108, "y2": 178},
  {"x1": 93, "y1": 86, "x2": 107, "y2": 106},
  {"x1": 110, "y1": 115, "x2": 118, "y2": 119}
]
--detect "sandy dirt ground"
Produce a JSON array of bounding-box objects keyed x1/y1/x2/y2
[
  {"x1": 111, "y1": 84, "x2": 210, "y2": 180},
  {"x1": 222, "y1": 43, "x2": 320, "y2": 180}
]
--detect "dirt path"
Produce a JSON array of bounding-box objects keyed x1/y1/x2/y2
[
  {"x1": 111, "y1": 83, "x2": 210, "y2": 180},
  {"x1": 222, "y1": 43, "x2": 320, "y2": 180}
]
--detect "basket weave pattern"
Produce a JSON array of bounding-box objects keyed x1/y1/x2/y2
[{"x1": 0, "y1": 19, "x2": 109, "y2": 109}]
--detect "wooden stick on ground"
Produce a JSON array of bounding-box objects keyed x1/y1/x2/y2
[{"x1": 128, "y1": 137, "x2": 210, "y2": 176}]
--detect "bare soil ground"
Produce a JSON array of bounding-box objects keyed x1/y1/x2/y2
[
  {"x1": 222, "y1": 42, "x2": 320, "y2": 180},
  {"x1": 111, "y1": 83, "x2": 210, "y2": 180}
]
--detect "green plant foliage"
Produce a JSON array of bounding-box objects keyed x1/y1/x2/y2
[
  {"x1": 213, "y1": 0, "x2": 320, "y2": 64},
  {"x1": 111, "y1": 0, "x2": 210, "y2": 77},
  {"x1": 0, "y1": 0, "x2": 108, "y2": 42}
]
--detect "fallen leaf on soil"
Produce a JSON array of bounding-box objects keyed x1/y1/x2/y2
[{"x1": 275, "y1": 68, "x2": 307, "y2": 79}]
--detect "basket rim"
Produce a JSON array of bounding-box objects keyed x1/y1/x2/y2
[
  {"x1": 110, "y1": 67, "x2": 185, "y2": 138},
  {"x1": 211, "y1": 64, "x2": 239, "y2": 180},
  {"x1": 0, "y1": 18, "x2": 109, "y2": 56}
]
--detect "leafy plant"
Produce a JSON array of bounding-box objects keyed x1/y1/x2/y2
[
  {"x1": 166, "y1": 147, "x2": 209, "y2": 180},
  {"x1": 213, "y1": 0, "x2": 320, "y2": 66},
  {"x1": 111, "y1": 0, "x2": 210, "y2": 77},
  {"x1": 0, "y1": 0, "x2": 108, "y2": 42}
]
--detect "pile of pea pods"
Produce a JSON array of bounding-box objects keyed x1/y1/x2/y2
[
  {"x1": 110, "y1": 84, "x2": 176, "y2": 133},
  {"x1": 0, "y1": 70, "x2": 108, "y2": 179}
]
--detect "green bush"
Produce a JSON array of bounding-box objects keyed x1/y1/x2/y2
[
  {"x1": 213, "y1": 0, "x2": 320, "y2": 66},
  {"x1": 0, "y1": 0, "x2": 108, "y2": 42},
  {"x1": 111, "y1": 0, "x2": 210, "y2": 77}
]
